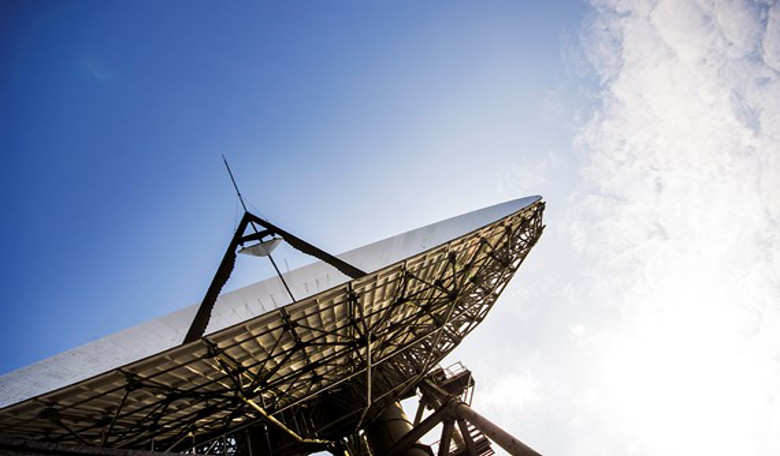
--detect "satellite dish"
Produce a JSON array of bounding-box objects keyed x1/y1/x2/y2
[{"x1": 0, "y1": 196, "x2": 545, "y2": 456}]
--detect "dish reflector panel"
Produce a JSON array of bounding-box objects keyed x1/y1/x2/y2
[{"x1": 0, "y1": 197, "x2": 545, "y2": 452}]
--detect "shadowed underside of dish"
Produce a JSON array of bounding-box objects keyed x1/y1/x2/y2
[{"x1": 0, "y1": 198, "x2": 545, "y2": 455}]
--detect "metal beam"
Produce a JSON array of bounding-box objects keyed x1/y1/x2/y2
[
  {"x1": 452, "y1": 402, "x2": 540, "y2": 456},
  {"x1": 184, "y1": 211, "x2": 368, "y2": 345},
  {"x1": 184, "y1": 213, "x2": 252, "y2": 344},
  {"x1": 245, "y1": 213, "x2": 367, "y2": 280}
]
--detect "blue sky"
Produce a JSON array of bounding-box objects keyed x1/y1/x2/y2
[
  {"x1": 4, "y1": 1, "x2": 780, "y2": 455},
  {"x1": 0, "y1": 0, "x2": 587, "y2": 370}
]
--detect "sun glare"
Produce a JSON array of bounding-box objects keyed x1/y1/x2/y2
[{"x1": 598, "y1": 255, "x2": 774, "y2": 454}]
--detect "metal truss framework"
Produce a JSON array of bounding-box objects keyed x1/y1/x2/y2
[
  {"x1": 0, "y1": 201, "x2": 545, "y2": 455},
  {"x1": 385, "y1": 376, "x2": 540, "y2": 456}
]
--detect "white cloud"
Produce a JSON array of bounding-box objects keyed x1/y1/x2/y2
[
  {"x1": 478, "y1": 371, "x2": 541, "y2": 419},
  {"x1": 568, "y1": 0, "x2": 780, "y2": 454},
  {"x1": 497, "y1": 154, "x2": 563, "y2": 196},
  {"x1": 439, "y1": 3, "x2": 780, "y2": 455}
]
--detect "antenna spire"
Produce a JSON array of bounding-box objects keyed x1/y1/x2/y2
[
  {"x1": 221, "y1": 155, "x2": 297, "y2": 303},
  {"x1": 222, "y1": 154, "x2": 248, "y2": 213}
]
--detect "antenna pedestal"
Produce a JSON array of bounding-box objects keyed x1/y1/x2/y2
[{"x1": 365, "y1": 402, "x2": 432, "y2": 456}]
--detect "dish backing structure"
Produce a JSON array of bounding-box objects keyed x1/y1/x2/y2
[{"x1": 0, "y1": 196, "x2": 545, "y2": 456}]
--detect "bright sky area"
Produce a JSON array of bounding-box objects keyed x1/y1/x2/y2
[{"x1": 2, "y1": 1, "x2": 779, "y2": 455}]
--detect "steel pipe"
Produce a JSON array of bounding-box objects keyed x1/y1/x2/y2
[{"x1": 453, "y1": 401, "x2": 541, "y2": 456}]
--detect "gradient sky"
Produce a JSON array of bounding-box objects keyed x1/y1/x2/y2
[{"x1": 2, "y1": 1, "x2": 779, "y2": 455}]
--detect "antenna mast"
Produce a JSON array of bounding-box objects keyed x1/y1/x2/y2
[
  {"x1": 223, "y1": 154, "x2": 249, "y2": 213},
  {"x1": 222, "y1": 155, "x2": 296, "y2": 302}
]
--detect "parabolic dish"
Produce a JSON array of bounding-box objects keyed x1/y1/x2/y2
[{"x1": 0, "y1": 196, "x2": 545, "y2": 453}]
